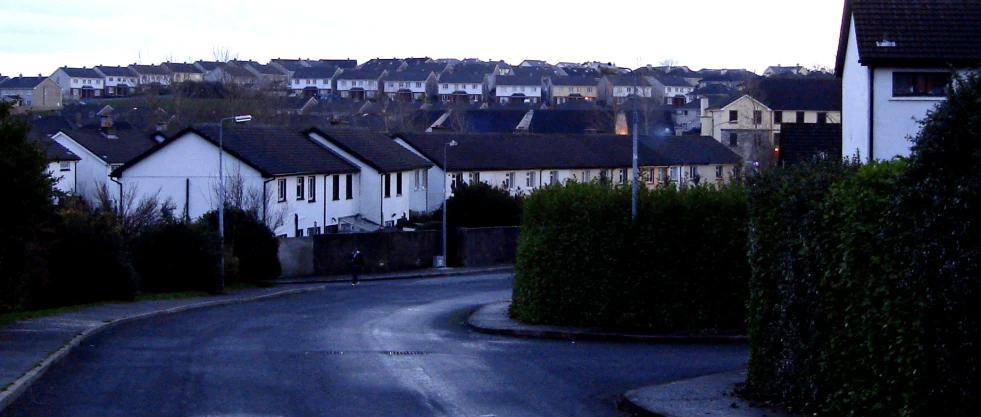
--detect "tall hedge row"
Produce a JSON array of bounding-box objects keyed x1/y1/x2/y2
[
  {"x1": 745, "y1": 71, "x2": 981, "y2": 417},
  {"x1": 511, "y1": 181, "x2": 749, "y2": 331}
]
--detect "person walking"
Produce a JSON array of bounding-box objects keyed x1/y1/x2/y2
[{"x1": 350, "y1": 249, "x2": 364, "y2": 285}]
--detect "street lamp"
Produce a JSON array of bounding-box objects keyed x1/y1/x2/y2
[
  {"x1": 217, "y1": 114, "x2": 251, "y2": 294},
  {"x1": 441, "y1": 140, "x2": 457, "y2": 268},
  {"x1": 621, "y1": 68, "x2": 640, "y2": 220}
]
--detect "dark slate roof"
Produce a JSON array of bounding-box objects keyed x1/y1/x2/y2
[
  {"x1": 115, "y1": 125, "x2": 360, "y2": 178},
  {"x1": 130, "y1": 64, "x2": 170, "y2": 75},
  {"x1": 29, "y1": 115, "x2": 74, "y2": 135},
  {"x1": 0, "y1": 76, "x2": 47, "y2": 89},
  {"x1": 395, "y1": 133, "x2": 740, "y2": 171},
  {"x1": 453, "y1": 63, "x2": 498, "y2": 74},
  {"x1": 431, "y1": 110, "x2": 529, "y2": 133},
  {"x1": 707, "y1": 94, "x2": 746, "y2": 110},
  {"x1": 562, "y1": 67, "x2": 601, "y2": 77},
  {"x1": 778, "y1": 123, "x2": 843, "y2": 166},
  {"x1": 196, "y1": 61, "x2": 223, "y2": 71},
  {"x1": 652, "y1": 75, "x2": 692, "y2": 87},
  {"x1": 96, "y1": 66, "x2": 138, "y2": 77},
  {"x1": 270, "y1": 59, "x2": 308, "y2": 71},
  {"x1": 293, "y1": 66, "x2": 339, "y2": 79},
  {"x1": 511, "y1": 67, "x2": 558, "y2": 77},
  {"x1": 404, "y1": 62, "x2": 448, "y2": 73},
  {"x1": 59, "y1": 67, "x2": 101, "y2": 78},
  {"x1": 752, "y1": 78, "x2": 842, "y2": 111},
  {"x1": 607, "y1": 75, "x2": 652, "y2": 87},
  {"x1": 222, "y1": 65, "x2": 256, "y2": 77},
  {"x1": 336, "y1": 68, "x2": 385, "y2": 80},
  {"x1": 698, "y1": 69, "x2": 760, "y2": 82},
  {"x1": 58, "y1": 128, "x2": 159, "y2": 164},
  {"x1": 528, "y1": 109, "x2": 613, "y2": 134},
  {"x1": 249, "y1": 63, "x2": 286, "y2": 75},
  {"x1": 438, "y1": 72, "x2": 486, "y2": 83},
  {"x1": 835, "y1": 0, "x2": 981, "y2": 73},
  {"x1": 39, "y1": 137, "x2": 81, "y2": 161},
  {"x1": 164, "y1": 62, "x2": 204, "y2": 74},
  {"x1": 550, "y1": 75, "x2": 599, "y2": 86},
  {"x1": 691, "y1": 84, "x2": 738, "y2": 96},
  {"x1": 316, "y1": 59, "x2": 358, "y2": 68},
  {"x1": 495, "y1": 75, "x2": 543, "y2": 86},
  {"x1": 306, "y1": 128, "x2": 432, "y2": 173},
  {"x1": 386, "y1": 71, "x2": 433, "y2": 82}
]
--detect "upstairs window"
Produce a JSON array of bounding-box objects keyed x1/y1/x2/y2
[
  {"x1": 308, "y1": 176, "x2": 316, "y2": 202},
  {"x1": 729, "y1": 110, "x2": 738, "y2": 123},
  {"x1": 345, "y1": 174, "x2": 353, "y2": 200},
  {"x1": 817, "y1": 112, "x2": 828, "y2": 124},
  {"x1": 893, "y1": 72, "x2": 951, "y2": 97},
  {"x1": 796, "y1": 111, "x2": 805, "y2": 123},
  {"x1": 332, "y1": 175, "x2": 340, "y2": 201},
  {"x1": 296, "y1": 176, "x2": 305, "y2": 200},
  {"x1": 753, "y1": 110, "x2": 763, "y2": 125},
  {"x1": 773, "y1": 111, "x2": 783, "y2": 124},
  {"x1": 278, "y1": 179, "x2": 287, "y2": 202}
]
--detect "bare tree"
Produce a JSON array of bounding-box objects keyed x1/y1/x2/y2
[{"x1": 213, "y1": 170, "x2": 288, "y2": 232}]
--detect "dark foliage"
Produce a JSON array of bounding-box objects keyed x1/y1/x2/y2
[
  {"x1": 132, "y1": 220, "x2": 220, "y2": 293},
  {"x1": 0, "y1": 103, "x2": 57, "y2": 312},
  {"x1": 198, "y1": 207, "x2": 281, "y2": 285},
  {"x1": 445, "y1": 181, "x2": 523, "y2": 228},
  {"x1": 511, "y1": 181, "x2": 748, "y2": 331}
]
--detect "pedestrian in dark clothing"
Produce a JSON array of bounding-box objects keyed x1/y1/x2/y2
[{"x1": 350, "y1": 250, "x2": 364, "y2": 285}]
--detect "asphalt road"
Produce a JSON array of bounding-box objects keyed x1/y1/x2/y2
[{"x1": 1, "y1": 273, "x2": 748, "y2": 417}]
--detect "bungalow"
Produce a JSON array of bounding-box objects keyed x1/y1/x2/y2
[
  {"x1": 50, "y1": 67, "x2": 104, "y2": 99},
  {"x1": 306, "y1": 129, "x2": 432, "y2": 228},
  {"x1": 110, "y1": 125, "x2": 361, "y2": 237},
  {"x1": 95, "y1": 66, "x2": 139, "y2": 97},
  {"x1": 392, "y1": 133, "x2": 742, "y2": 212},
  {"x1": 334, "y1": 69, "x2": 387, "y2": 101},
  {"x1": 835, "y1": 0, "x2": 981, "y2": 160}
]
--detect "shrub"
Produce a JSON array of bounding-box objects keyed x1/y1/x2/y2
[
  {"x1": 197, "y1": 207, "x2": 281, "y2": 285},
  {"x1": 511, "y1": 181, "x2": 748, "y2": 331},
  {"x1": 132, "y1": 220, "x2": 220, "y2": 293}
]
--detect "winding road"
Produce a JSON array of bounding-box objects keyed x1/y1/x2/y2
[{"x1": 1, "y1": 273, "x2": 747, "y2": 417}]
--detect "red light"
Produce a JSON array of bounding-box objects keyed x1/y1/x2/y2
[{"x1": 774, "y1": 147, "x2": 780, "y2": 152}]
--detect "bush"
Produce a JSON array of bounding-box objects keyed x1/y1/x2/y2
[
  {"x1": 511, "y1": 181, "x2": 748, "y2": 331},
  {"x1": 132, "y1": 220, "x2": 220, "y2": 293},
  {"x1": 197, "y1": 207, "x2": 281, "y2": 285},
  {"x1": 42, "y1": 197, "x2": 138, "y2": 308},
  {"x1": 446, "y1": 181, "x2": 523, "y2": 228}
]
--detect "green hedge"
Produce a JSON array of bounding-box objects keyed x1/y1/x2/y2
[
  {"x1": 511, "y1": 181, "x2": 748, "y2": 331},
  {"x1": 745, "y1": 71, "x2": 981, "y2": 417}
]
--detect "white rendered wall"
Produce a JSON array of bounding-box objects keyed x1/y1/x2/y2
[{"x1": 51, "y1": 132, "x2": 113, "y2": 203}]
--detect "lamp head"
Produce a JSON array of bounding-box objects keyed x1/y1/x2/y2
[
  {"x1": 234, "y1": 115, "x2": 252, "y2": 123},
  {"x1": 448, "y1": 140, "x2": 458, "y2": 147}
]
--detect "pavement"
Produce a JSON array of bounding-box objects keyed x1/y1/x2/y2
[{"x1": 0, "y1": 265, "x2": 795, "y2": 417}]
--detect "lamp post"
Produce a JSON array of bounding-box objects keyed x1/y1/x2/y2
[
  {"x1": 441, "y1": 140, "x2": 457, "y2": 268},
  {"x1": 621, "y1": 68, "x2": 640, "y2": 220},
  {"x1": 217, "y1": 114, "x2": 252, "y2": 294}
]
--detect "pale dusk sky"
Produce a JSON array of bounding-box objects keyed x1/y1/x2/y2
[{"x1": 0, "y1": 0, "x2": 844, "y2": 77}]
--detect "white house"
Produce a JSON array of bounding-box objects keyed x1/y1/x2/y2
[
  {"x1": 384, "y1": 71, "x2": 437, "y2": 102},
  {"x1": 95, "y1": 66, "x2": 139, "y2": 97},
  {"x1": 606, "y1": 74, "x2": 654, "y2": 104},
  {"x1": 37, "y1": 136, "x2": 81, "y2": 194},
  {"x1": 835, "y1": 0, "x2": 979, "y2": 160},
  {"x1": 650, "y1": 75, "x2": 695, "y2": 106},
  {"x1": 438, "y1": 71, "x2": 487, "y2": 103},
  {"x1": 50, "y1": 123, "x2": 161, "y2": 204},
  {"x1": 110, "y1": 125, "x2": 362, "y2": 237},
  {"x1": 290, "y1": 66, "x2": 340, "y2": 97},
  {"x1": 494, "y1": 75, "x2": 543, "y2": 104},
  {"x1": 50, "y1": 67, "x2": 104, "y2": 99},
  {"x1": 393, "y1": 133, "x2": 743, "y2": 212},
  {"x1": 334, "y1": 69, "x2": 387, "y2": 101},
  {"x1": 129, "y1": 64, "x2": 172, "y2": 88},
  {"x1": 306, "y1": 129, "x2": 433, "y2": 228}
]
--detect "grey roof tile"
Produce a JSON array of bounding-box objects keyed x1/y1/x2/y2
[{"x1": 306, "y1": 128, "x2": 432, "y2": 173}]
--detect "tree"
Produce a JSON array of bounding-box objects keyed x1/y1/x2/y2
[{"x1": 0, "y1": 103, "x2": 57, "y2": 311}]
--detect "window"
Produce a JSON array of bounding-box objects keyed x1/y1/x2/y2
[
  {"x1": 278, "y1": 179, "x2": 287, "y2": 202},
  {"x1": 581, "y1": 170, "x2": 590, "y2": 182},
  {"x1": 715, "y1": 165, "x2": 724, "y2": 179},
  {"x1": 505, "y1": 172, "x2": 515, "y2": 189},
  {"x1": 773, "y1": 111, "x2": 782, "y2": 124},
  {"x1": 471, "y1": 84, "x2": 478, "y2": 89},
  {"x1": 618, "y1": 169, "x2": 627, "y2": 183},
  {"x1": 754, "y1": 133, "x2": 763, "y2": 147},
  {"x1": 416, "y1": 82, "x2": 422, "y2": 88},
  {"x1": 296, "y1": 176, "x2": 305, "y2": 200},
  {"x1": 442, "y1": 84, "x2": 449, "y2": 89},
  {"x1": 690, "y1": 166, "x2": 698, "y2": 178},
  {"x1": 384, "y1": 173, "x2": 391, "y2": 198},
  {"x1": 59, "y1": 161, "x2": 71, "y2": 171},
  {"x1": 345, "y1": 174, "x2": 353, "y2": 199},
  {"x1": 817, "y1": 112, "x2": 828, "y2": 124},
  {"x1": 526, "y1": 171, "x2": 536, "y2": 187},
  {"x1": 332, "y1": 175, "x2": 340, "y2": 201},
  {"x1": 729, "y1": 133, "x2": 738, "y2": 147},
  {"x1": 753, "y1": 110, "x2": 762, "y2": 125},
  {"x1": 414, "y1": 170, "x2": 420, "y2": 190},
  {"x1": 396, "y1": 172, "x2": 403, "y2": 196},
  {"x1": 729, "y1": 110, "x2": 738, "y2": 123},
  {"x1": 796, "y1": 111, "x2": 805, "y2": 123},
  {"x1": 308, "y1": 176, "x2": 316, "y2": 201},
  {"x1": 549, "y1": 171, "x2": 559, "y2": 185},
  {"x1": 421, "y1": 170, "x2": 427, "y2": 190},
  {"x1": 893, "y1": 72, "x2": 951, "y2": 97},
  {"x1": 468, "y1": 172, "x2": 480, "y2": 184}
]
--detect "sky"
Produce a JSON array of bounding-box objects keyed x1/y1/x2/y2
[{"x1": 0, "y1": 0, "x2": 845, "y2": 77}]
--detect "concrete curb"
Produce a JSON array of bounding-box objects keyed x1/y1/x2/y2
[
  {"x1": 0, "y1": 286, "x2": 324, "y2": 412},
  {"x1": 467, "y1": 302, "x2": 748, "y2": 344}
]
